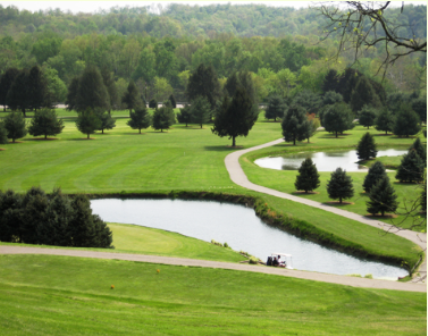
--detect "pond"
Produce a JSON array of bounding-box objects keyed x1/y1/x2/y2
[
  {"x1": 91, "y1": 198, "x2": 408, "y2": 280},
  {"x1": 254, "y1": 148, "x2": 407, "y2": 172}
]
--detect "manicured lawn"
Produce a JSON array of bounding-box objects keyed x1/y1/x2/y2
[
  {"x1": 241, "y1": 125, "x2": 426, "y2": 232},
  {"x1": 0, "y1": 254, "x2": 425, "y2": 335}
]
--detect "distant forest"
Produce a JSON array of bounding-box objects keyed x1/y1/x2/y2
[{"x1": 0, "y1": 3, "x2": 426, "y2": 103}]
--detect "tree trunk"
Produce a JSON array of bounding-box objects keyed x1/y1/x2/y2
[
  {"x1": 45, "y1": 134, "x2": 47, "y2": 139},
  {"x1": 232, "y1": 136, "x2": 236, "y2": 147},
  {"x1": 385, "y1": 130, "x2": 387, "y2": 135},
  {"x1": 87, "y1": 133, "x2": 90, "y2": 139},
  {"x1": 200, "y1": 123, "x2": 202, "y2": 129},
  {"x1": 293, "y1": 135, "x2": 296, "y2": 146},
  {"x1": 339, "y1": 197, "x2": 342, "y2": 204},
  {"x1": 102, "y1": 129, "x2": 104, "y2": 134},
  {"x1": 336, "y1": 131, "x2": 338, "y2": 138},
  {"x1": 139, "y1": 129, "x2": 141, "y2": 134},
  {"x1": 22, "y1": 108, "x2": 26, "y2": 117}
]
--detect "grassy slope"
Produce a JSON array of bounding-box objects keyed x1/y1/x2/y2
[
  {"x1": 0, "y1": 118, "x2": 423, "y2": 266},
  {"x1": 241, "y1": 124, "x2": 426, "y2": 232},
  {"x1": 0, "y1": 255, "x2": 426, "y2": 336}
]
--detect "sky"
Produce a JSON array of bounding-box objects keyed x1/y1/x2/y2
[{"x1": 1, "y1": 1, "x2": 426, "y2": 14}]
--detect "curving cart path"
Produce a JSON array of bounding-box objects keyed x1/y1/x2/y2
[{"x1": 225, "y1": 138, "x2": 427, "y2": 285}]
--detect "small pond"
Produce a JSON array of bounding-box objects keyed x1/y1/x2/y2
[
  {"x1": 254, "y1": 148, "x2": 407, "y2": 172},
  {"x1": 91, "y1": 198, "x2": 408, "y2": 279}
]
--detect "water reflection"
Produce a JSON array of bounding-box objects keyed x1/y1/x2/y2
[
  {"x1": 256, "y1": 149, "x2": 407, "y2": 172},
  {"x1": 91, "y1": 198, "x2": 408, "y2": 279}
]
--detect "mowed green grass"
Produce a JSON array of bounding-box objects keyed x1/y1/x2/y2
[
  {"x1": 241, "y1": 125, "x2": 427, "y2": 232},
  {"x1": 0, "y1": 254, "x2": 426, "y2": 336}
]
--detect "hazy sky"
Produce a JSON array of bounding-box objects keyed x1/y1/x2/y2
[{"x1": 1, "y1": 1, "x2": 426, "y2": 14}]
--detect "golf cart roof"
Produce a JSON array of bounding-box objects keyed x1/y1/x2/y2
[{"x1": 271, "y1": 253, "x2": 292, "y2": 257}]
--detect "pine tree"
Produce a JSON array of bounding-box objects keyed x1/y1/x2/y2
[
  {"x1": 28, "y1": 109, "x2": 64, "y2": 139},
  {"x1": 177, "y1": 104, "x2": 192, "y2": 127},
  {"x1": 75, "y1": 109, "x2": 101, "y2": 139},
  {"x1": 190, "y1": 96, "x2": 211, "y2": 128},
  {"x1": 322, "y1": 69, "x2": 339, "y2": 93},
  {"x1": 122, "y1": 80, "x2": 142, "y2": 116},
  {"x1": 0, "y1": 121, "x2": 8, "y2": 144},
  {"x1": 0, "y1": 67, "x2": 19, "y2": 111},
  {"x1": 358, "y1": 106, "x2": 377, "y2": 129},
  {"x1": 393, "y1": 105, "x2": 421, "y2": 137},
  {"x1": 186, "y1": 63, "x2": 220, "y2": 109},
  {"x1": 366, "y1": 176, "x2": 398, "y2": 216},
  {"x1": 295, "y1": 158, "x2": 320, "y2": 193},
  {"x1": 363, "y1": 161, "x2": 387, "y2": 193},
  {"x1": 408, "y1": 137, "x2": 426, "y2": 164},
  {"x1": 127, "y1": 107, "x2": 151, "y2": 134},
  {"x1": 265, "y1": 95, "x2": 286, "y2": 121},
  {"x1": 152, "y1": 104, "x2": 175, "y2": 132},
  {"x1": 66, "y1": 77, "x2": 79, "y2": 111},
  {"x1": 28, "y1": 65, "x2": 47, "y2": 111},
  {"x1": 96, "y1": 110, "x2": 116, "y2": 134},
  {"x1": 281, "y1": 104, "x2": 311, "y2": 145},
  {"x1": 375, "y1": 108, "x2": 395, "y2": 135},
  {"x1": 322, "y1": 102, "x2": 354, "y2": 138},
  {"x1": 395, "y1": 150, "x2": 425, "y2": 183},
  {"x1": 75, "y1": 66, "x2": 110, "y2": 113},
  {"x1": 6, "y1": 69, "x2": 31, "y2": 117},
  {"x1": 211, "y1": 87, "x2": 257, "y2": 147},
  {"x1": 326, "y1": 168, "x2": 354, "y2": 204},
  {"x1": 350, "y1": 76, "x2": 381, "y2": 113},
  {"x1": 356, "y1": 132, "x2": 377, "y2": 161},
  {"x1": 4, "y1": 111, "x2": 27, "y2": 143}
]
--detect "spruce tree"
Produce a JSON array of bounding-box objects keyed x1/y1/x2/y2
[
  {"x1": 152, "y1": 104, "x2": 175, "y2": 132},
  {"x1": 375, "y1": 108, "x2": 395, "y2": 135},
  {"x1": 358, "y1": 106, "x2": 377, "y2": 129},
  {"x1": 177, "y1": 104, "x2": 192, "y2": 127},
  {"x1": 363, "y1": 161, "x2": 387, "y2": 193},
  {"x1": 393, "y1": 105, "x2": 421, "y2": 137},
  {"x1": 127, "y1": 107, "x2": 151, "y2": 134},
  {"x1": 356, "y1": 132, "x2": 377, "y2": 161},
  {"x1": 366, "y1": 176, "x2": 398, "y2": 216},
  {"x1": 265, "y1": 95, "x2": 286, "y2": 121},
  {"x1": 76, "y1": 109, "x2": 101, "y2": 139},
  {"x1": 96, "y1": 110, "x2": 116, "y2": 134},
  {"x1": 190, "y1": 96, "x2": 211, "y2": 128},
  {"x1": 75, "y1": 66, "x2": 110, "y2": 113},
  {"x1": 0, "y1": 122, "x2": 8, "y2": 144},
  {"x1": 211, "y1": 87, "x2": 257, "y2": 147},
  {"x1": 66, "y1": 77, "x2": 79, "y2": 111},
  {"x1": 326, "y1": 168, "x2": 354, "y2": 204},
  {"x1": 395, "y1": 150, "x2": 425, "y2": 183},
  {"x1": 0, "y1": 67, "x2": 19, "y2": 111},
  {"x1": 4, "y1": 111, "x2": 27, "y2": 143},
  {"x1": 322, "y1": 102, "x2": 354, "y2": 138},
  {"x1": 281, "y1": 104, "x2": 310, "y2": 145},
  {"x1": 122, "y1": 80, "x2": 142, "y2": 116},
  {"x1": 28, "y1": 109, "x2": 64, "y2": 139},
  {"x1": 408, "y1": 138, "x2": 426, "y2": 164},
  {"x1": 295, "y1": 158, "x2": 320, "y2": 193}
]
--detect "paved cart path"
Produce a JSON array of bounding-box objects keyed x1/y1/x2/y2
[
  {"x1": 224, "y1": 138, "x2": 427, "y2": 284},
  {"x1": 0, "y1": 245, "x2": 425, "y2": 292}
]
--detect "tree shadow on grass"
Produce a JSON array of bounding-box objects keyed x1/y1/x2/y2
[
  {"x1": 27, "y1": 137, "x2": 59, "y2": 141},
  {"x1": 204, "y1": 145, "x2": 240, "y2": 152}
]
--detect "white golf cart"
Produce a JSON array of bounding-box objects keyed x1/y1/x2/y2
[{"x1": 266, "y1": 253, "x2": 293, "y2": 269}]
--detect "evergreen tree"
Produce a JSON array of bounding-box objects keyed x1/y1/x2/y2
[
  {"x1": 351, "y1": 76, "x2": 381, "y2": 113},
  {"x1": 0, "y1": 121, "x2": 8, "y2": 144},
  {"x1": 28, "y1": 109, "x2": 64, "y2": 139},
  {"x1": 358, "y1": 106, "x2": 377, "y2": 128},
  {"x1": 265, "y1": 95, "x2": 286, "y2": 121},
  {"x1": 322, "y1": 91, "x2": 343, "y2": 106},
  {"x1": 177, "y1": 104, "x2": 192, "y2": 127},
  {"x1": 291, "y1": 90, "x2": 321, "y2": 115},
  {"x1": 27, "y1": 65, "x2": 47, "y2": 111},
  {"x1": 149, "y1": 99, "x2": 157, "y2": 109},
  {"x1": 363, "y1": 161, "x2": 387, "y2": 193},
  {"x1": 68, "y1": 194, "x2": 96, "y2": 247},
  {"x1": 322, "y1": 103, "x2": 354, "y2": 138},
  {"x1": 4, "y1": 111, "x2": 27, "y2": 143},
  {"x1": 375, "y1": 108, "x2": 395, "y2": 135},
  {"x1": 393, "y1": 105, "x2": 421, "y2": 137},
  {"x1": 225, "y1": 71, "x2": 239, "y2": 97},
  {"x1": 411, "y1": 98, "x2": 426, "y2": 125},
  {"x1": 20, "y1": 187, "x2": 49, "y2": 245},
  {"x1": 295, "y1": 158, "x2": 320, "y2": 193},
  {"x1": 0, "y1": 67, "x2": 19, "y2": 111},
  {"x1": 47, "y1": 188, "x2": 74, "y2": 247},
  {"x1": 322, "y1": 69, "x2": 339, "y2": 93},
  {"x1": 127, "y1": 107, "x2": 151, "y2": 134},
  {"x1": 0, "y1": 189, "x2": 22, "y2": 242},
  {"x1": 152, "y1": 104, "x2": 175, "y2": 132},
  {"x1": 6, "y1": 69, "x2": 31, "y2": 117},
  {"x1": 186, "y1": 63, "x2": 220, "y2": 109},
  {"x1": 96, "y1": 110, "x2": 116, "y2": 134},
  {"x1": 101, "y1": 67, "x2": 118, "y2": 114},
  {"x1": 326, "y1": 168, "x2": 354, "y2": 204},
  {"x1": 190, "y1": 96, "x2": 211, "y2": 128},
  {"x1": 122, "y1": 80, "x2": 142, "y2": 116},
  {"x1": 75, "y1": 109, "x2": 101, "y2": 139},
  {"x1": 211, "y1": 87, "x2": 257, "y2": 147},
  {"x1": 281, "y1": 104, "x2": 311, "y2": 145},
  {"x1": 75, "y1": 66, "x2": 110, "y2": 113},
  {"x1": 408, "y1": 138, "x2": 426, "y2": 164},
  {"x1": 356, "y1": 132, "x2": 377, "y2": 161},
  {"x1": 66, "y1": 77, "x2": 79, "y2": 111},
  {"x1": 395, "y1": 150, "x2": 425, "y2": 183},
  {"x1": 168, "y1": 94, "x2": 177, "y2": 108},
  {"x1": 366, "y1": 176, "x2": 398, "y2": 217}
]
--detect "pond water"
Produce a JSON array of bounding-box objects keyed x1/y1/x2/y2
[
  {"x1": 254, "y1": 149, "x2": 407, "y2": 172},
  {"x1": 91, "y1": 198, "x2": 408, "y2": 280}
]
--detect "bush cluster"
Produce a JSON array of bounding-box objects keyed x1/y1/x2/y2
[{"x1": 0, "y1": 187, "x2": 112, "y2": 248}]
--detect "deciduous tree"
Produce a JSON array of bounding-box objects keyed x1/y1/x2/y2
[
  {"x1": 393, "y1": 106, "x2": 421, "y2": 137},
  {"x1": 358, "y1": 106, "x2": 377, "y2": 128},
  {"x1": 281, "y1": 104, "x2": 311, "y2": 145},
  {"x1": 322, "y1": 102, "x2": 354, "y2": 138},
  {"x1": 0, "y1": 67, "x2": 19, "y2": 111}
]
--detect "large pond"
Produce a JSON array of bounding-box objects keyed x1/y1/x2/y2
[
  {"x1": 255, "y1": 148, "x2": 407, "y2": 172},
  {"x1": 91, "y1": 198, "x2": 408, "y2": 280}
]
